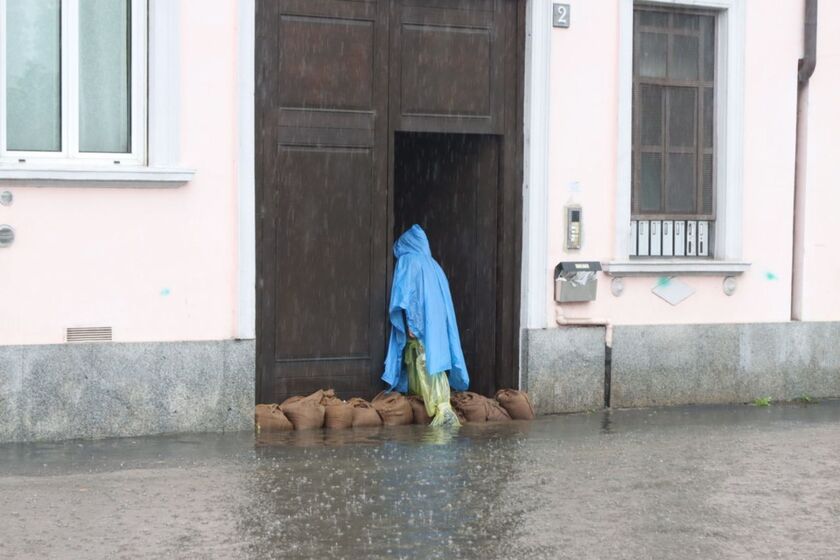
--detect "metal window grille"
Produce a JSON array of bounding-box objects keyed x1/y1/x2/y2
[{"x1": 632, "y1": 6, "x2": 716, "y2": 257}]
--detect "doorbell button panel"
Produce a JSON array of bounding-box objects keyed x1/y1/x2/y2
[{"x1": 565, "y1": 205, "x2": 582, "y2": 250}]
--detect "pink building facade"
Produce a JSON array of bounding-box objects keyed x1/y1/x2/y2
[{"x1": 1, "y1": 0, "x2": 838, "y2": 442}]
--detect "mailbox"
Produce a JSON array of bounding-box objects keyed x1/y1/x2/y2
[{"x1": 554, "y1": 261, "x2": 602, "y2": 303}]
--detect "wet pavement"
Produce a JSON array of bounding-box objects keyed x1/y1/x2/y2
[{"x1": 1, "y1": 402, "x2": 839, "y2": 560}]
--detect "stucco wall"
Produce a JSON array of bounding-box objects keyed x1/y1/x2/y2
[
  {"x1": 544, "y1": 0, "x2": 804, "y2": 327},
  {"x1": 798, "y1": 0, "x2": 840, "y2": 321},
  {"x1": 0, "y1": 0, "x2": 240, "y2": 346},
  {"x1": 1, "y1": 0, "x2": 835, "y2": 347}
]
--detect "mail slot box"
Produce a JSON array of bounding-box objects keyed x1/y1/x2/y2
[{"x1": 554, "y1": 261, "x2": 602, "y2": 303}]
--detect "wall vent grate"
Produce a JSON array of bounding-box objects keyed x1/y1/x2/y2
[{"x1": 66, "y1": 327, "x2": 113, "y2": 343}]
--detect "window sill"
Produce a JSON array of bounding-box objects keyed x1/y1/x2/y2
[
  {"x1": 0, "y1": 165, "x2": 195, "y2": 186},
  {"x1": 603, "y1": 260, "x2": 751, "y2": 276}
]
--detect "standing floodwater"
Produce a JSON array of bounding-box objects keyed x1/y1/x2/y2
[{"x1": 2, "y1": 402, "x2": 840, "y2": 559}]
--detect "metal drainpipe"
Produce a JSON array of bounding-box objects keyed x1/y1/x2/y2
[
  {"x1": 798, "y1": 0, "x2": 818, "y2": 83},
  {"x1": 791, "y1": 0, "x2": 818, "y2": 321}
]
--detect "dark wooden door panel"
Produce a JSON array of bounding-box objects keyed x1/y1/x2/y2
[
  {"x1": 401, "y1": 24, "x2": 493, "y2": 115},
  {"x1": 276, "y1": 15, "x2": 376, "y2": 111},
  {"x1": 273, "y1": 146, "x2": 374, "y2": 361},
  {"x1": 400, "y1": 0, "x2": 495, "y2": 10},
  {"x1": 390, "y1": 0, "x2": 506, "y2": 134},
  {"x1": 256, "y1": 0, "x2": 388, "y2": 403}
]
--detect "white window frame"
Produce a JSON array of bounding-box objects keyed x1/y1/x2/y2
[
  {"x1": 0, "y1": 0, "x2": 192, "y2": 184},
  {"x1": 606, "y1": 0, "x2": 749, "y2": 276},
  {"x1": 0, "y1": 0, "x2": 147, "y2": 166}
]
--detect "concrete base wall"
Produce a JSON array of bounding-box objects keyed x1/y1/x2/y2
[
  {"x1": 522, "y1": 322, "x2": 840, "y2": 413},
  {"x1": 522, "y1": 327, "x2": 605, "y2": 414},
  {"x1": 0, "y1": 340, "x2": 254, "y2": 443},
  {"x1": 6, "y1": 322, "x2": 840, "y2": 442},
  {"x1": 611, "y1": 322, "x2": 840, "y2": 408}
]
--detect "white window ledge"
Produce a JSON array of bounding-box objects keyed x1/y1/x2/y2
[
  {"x1": 0, "y1": 166, "x2": 194, "y2": 186},
  {"x1": 603, "y1": 260, "x2": 751, "y2": 276}
]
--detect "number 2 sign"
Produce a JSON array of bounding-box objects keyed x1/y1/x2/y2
[{"x1": 553, "y1": 3, "x2": 570, "y2": 28}]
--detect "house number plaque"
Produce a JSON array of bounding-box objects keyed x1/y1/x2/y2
[{"x1": 553, "y1": 4, "x2": 570, "y2": 28}]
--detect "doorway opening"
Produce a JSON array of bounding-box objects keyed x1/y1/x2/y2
[{"x1": 393, "y1": 132, "x2": 500, "y2": 397}]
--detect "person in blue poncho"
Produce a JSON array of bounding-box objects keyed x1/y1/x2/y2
[{"x1": 382, "y1": 225, "x2": 468, "y2": 427}]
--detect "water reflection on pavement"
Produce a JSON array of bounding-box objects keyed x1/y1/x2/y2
[{"x1": 2, "y1": 401, "x2": 839, "y2": 559}]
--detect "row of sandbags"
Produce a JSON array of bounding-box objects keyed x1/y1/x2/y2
[{"x1": 255, "y1": 389, "x2": 534, "y2": 432}]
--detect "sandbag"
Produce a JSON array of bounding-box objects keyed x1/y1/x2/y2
[
  {"x1": 321, "y1": 388, "x2": 352, "y2": 429},
  {"x1": 450, "y1": 399, "x2": 467, "y2": 425},
  {"x1": 280, "y1": 395, "x2": 303, "y2": 407},
  {"x1": 407, "y1": 395, "x2": 432, "y2": 425},
  {"x1": 495, "y1": 389, "x2": 535, "y2": 420},
  {"x1": 281, "y1": 398, "x2": 326, "y2": 430},
  {"x1": 485, "y1": 398, "x2": 512, "y2": 422},
  {"x1": 452, "y1": 391, "x2": 489, "y2": 423},
  {"x1": 304, "y1": 389, "x2": 325, "y2": 403},
  {"x1": 372, "y1": 391, "x2": 414, "y2": 426},
  {"x1": 324, "y1": 401, "x2": 354, "y2": 430},
  {"x1": 280, "y1": 389, "x2": 324, "y2": 408},
  {"x1": 320, "y1": 389, "x2": 340, "y2": 406},
  {"x1": 254, "y1": 404, "x2": 293, "y2": 432},
  {"x1": 348, "y1": 398, "x2": 383, "y2": 428}
]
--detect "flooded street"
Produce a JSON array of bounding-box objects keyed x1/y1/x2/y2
[{"x1": 2, "y1": 402, "x2": 839, "y2": 559}]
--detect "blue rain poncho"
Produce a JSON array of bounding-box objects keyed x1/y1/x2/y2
[{"x1": 381, "y1": 225, "x2": 469, "y2": 393}]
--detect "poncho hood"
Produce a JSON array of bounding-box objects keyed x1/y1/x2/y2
[
  {"x1": 381, "y1": 225, "x2": 469, "y2": 393},
  {"x1": 394, "y1": 225, "x2": 433, "y2": 258}
]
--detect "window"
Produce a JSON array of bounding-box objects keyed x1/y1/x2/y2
[
  {"x1": 0, "y1": 0, "x2": 146, "y2": 165},
  {"x1": 631, "y1": 5, "x2": 715, "y2": 258}
]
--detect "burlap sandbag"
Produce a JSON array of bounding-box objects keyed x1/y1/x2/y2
[
  {"x1": 320, "y1": 389, "x2": 340, "y2": 406},
  {"x1": 280, "y1": 395, "x2": 303, "y2": 407},
  {"x1": 372, "y1": 391, "x2": 414, "y2": 426},
  {"x1": 495, "y1": 389, "x2": 535, "y2": 420},
  {"x1": 280, "y1": 389, "x2": 324, "y2": 409},
  {"x1": 255, "y1": 404, "x2": 293, "y2": 432},
  {"x1": 485, "y1": 398, "x2": 512, "y2": 422},
  {"x1": 407, "y1": 395, "x2": 432, "y2": 425},
  {"x1": 451, "y1": 399, "x2": 467, "y2": 425},
  {"x1": 348, "y1": 398, "x2": 383, "y2": 428},
  {"x1": 324, "y1": 401, "x2": 354, "y2": 429},
  {"x1": 452, "y1": 391, "x2": 489, "y2": 423},
  {"x1": 281, "y1": 397, "x2": 326, "y2": 430}
]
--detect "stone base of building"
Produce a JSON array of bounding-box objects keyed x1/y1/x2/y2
[
  {"x1": 4, "y1": 322, "x2": 840, "y2": 443},
  {"x1": 0, "y1": 340, "x2": 254, "y2": 443},
  {"x1": 523, "y1": 322, "x2": 840, "y2": 414},
  {"x1": 522, "y1": 327, "x2": 606, "y2": 413}
]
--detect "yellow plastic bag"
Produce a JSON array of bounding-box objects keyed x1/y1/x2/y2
[{"x1": 405, "y1": 338, "x2": 461, "y2": 428}]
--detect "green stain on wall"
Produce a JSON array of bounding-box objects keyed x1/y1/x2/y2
[{"x1": 765, "y1": 272, "x2": 779, "y2": 281}]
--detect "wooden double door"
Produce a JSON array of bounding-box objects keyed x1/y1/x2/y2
[{"x1": 256, "y1": 0, "x2": 524, "y2": 403}]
